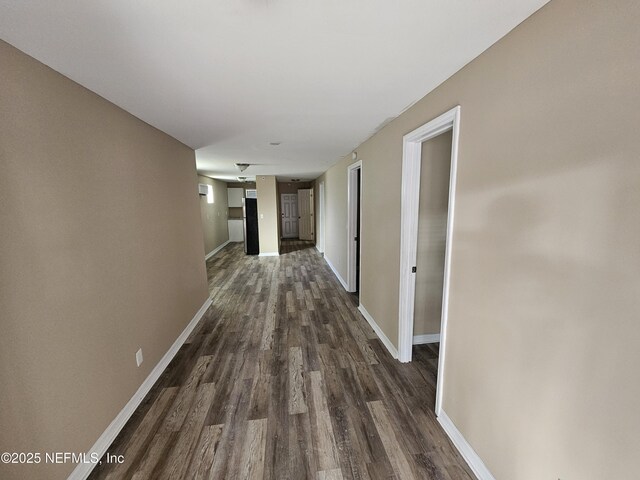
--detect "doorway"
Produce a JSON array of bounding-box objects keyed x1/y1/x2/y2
[
  {"x1": 281, "y1": 193, "x2": 299, "y2": 239},
  {"x1": 347, "y1": 161, "x2": 362, "y2": 294},
  {"x1": 413, "y1": 130, "x2": 452, "y2": 346},
  {"x1": 397, "y1": 106, "x2": 460, "y2": 417}
]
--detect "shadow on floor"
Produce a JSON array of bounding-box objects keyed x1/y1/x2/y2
[{"x1": 280, "y1": 239, "x2": 315, "y2": 254}]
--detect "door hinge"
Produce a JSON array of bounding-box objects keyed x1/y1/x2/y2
[{"x1": 411, "y1": 266, "x2": 417, "y2": 273}]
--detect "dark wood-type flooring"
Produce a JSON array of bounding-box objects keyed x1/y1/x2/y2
[{"x1": 89, "y1": 240, "x2": 475, "y2": 480}]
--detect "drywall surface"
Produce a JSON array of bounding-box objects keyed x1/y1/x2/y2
[
  {"x1": 198, "y1": 175, "x2": 229, "y2": 255},
  {"x1": 318, "y1": 1, "x2": 640, "y2": 478},
  {"x1": 256, "y1": 175, "x2": 279, "y2": 254},
  {"x1": 0, "y1": 40, "x2": 209, "y2": 479}
]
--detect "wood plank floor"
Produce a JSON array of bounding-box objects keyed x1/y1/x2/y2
[{"x1": 89, "y1": 240, "x2": 475, "y2": 480}]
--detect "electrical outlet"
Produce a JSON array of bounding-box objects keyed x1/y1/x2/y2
[{"x1": 136, "y1": 348, "x2": 143, "y2": 367}]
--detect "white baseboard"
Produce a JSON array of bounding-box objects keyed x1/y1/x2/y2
[
  {"x1": 437, "y1": 410, "x2": 496, "y2": 480},
  {"x1": 259, "y1": 252, "x2": 279, "y2": 257},
  {"x1": 357, "y1": 304, "x2": 398, "y2": 359},
  {"x1": 205, "y1": 239, "x2": 231, "y2": 261},
  {"x1": 315, "y1": 245, "x2": 324, "y2": 254},
  {"x1": 413, "y1": 333, "x2": 441, "y2": 345},
  {"x1": 324, "y1": 255, "x2": 349, "y2": 291},
  {"x1": 68, "y1": 297, "x2": 213, "y2": 480}
]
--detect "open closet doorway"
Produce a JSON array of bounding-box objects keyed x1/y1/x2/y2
[
  {"x1": 397, "y1": 106, "x2": 460, "y2": 417},
  {"x1": 347, "y1": 161, "x2": 362, "y2": 295},
  {"x1": 412, "y1": 129, "x2": 452, "y2": 411}
]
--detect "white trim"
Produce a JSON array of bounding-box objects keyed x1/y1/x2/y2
[
  {"x1": 324, "y1": 255, "x2": 349, "y2": 291},
  {"x1": 437, "y1": 410, "x2": 496, "y2": 480},
  {"x1": 413, "y1": 333, "x2": 441, "y2": 345},
  {"x1": 397, "y1": 106, "x2": 461, "y2": 418},
  {"x1": 68, "y1": 298, "x2": 213, "y2": 480},
  {"x1": 315, "y1": 245, "x2": 324, "y2": 255},
  {"x1": 205, "y1": 239, "x2": 231, "y2": 261},
  {"x1": 258, "y1": 252, "x2": 279, "y2": 257},
  {"x1": 358, "y1": 304, "x2": 398, "y2": 359},
  {"x1": 346, "y1": 160, "x2": 363, "y2": 292}
]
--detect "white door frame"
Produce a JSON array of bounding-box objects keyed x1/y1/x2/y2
[
  {"x1": 397, "y1": 106, "x2": 461, "y2": 416},
  {"x1": 318, "y1": 181, "x2": 325, "y2": 253},
  {"x1": 347, "y1": 160, "x2": 362, "y2": 292}
]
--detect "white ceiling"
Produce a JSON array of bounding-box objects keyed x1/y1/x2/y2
[{"x1": 0, "y1": 0, "x2": 549, "y2": 182}]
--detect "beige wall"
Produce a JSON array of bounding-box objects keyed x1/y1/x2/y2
[
  {"x1": 256, "y1": 175, "x2": 279, "y2": 254},
  {"x1": 226, "y1": 181, "x2": 256, "y2": 189},
  {"x1": 228, "y1": 206, "x2": 243, "y2": 219},
  {"x1": 413, "y1": 131, "x2": 452, "y2": 336},
  {"x1": 0, "y1": 41, "x2": 209, "y2": 479},
  {"x1": 318, "y1": 1, "x2": 640, "y2": 478},
  {"x1": 198, "y1": 175, "x2": 229, "y2": 255},
  {"x1": 315, "y1": 154, "x2": 351, "y2": 282},
  {"x1": 278, "y1": 181, "x2": 312, "y2": 195}
]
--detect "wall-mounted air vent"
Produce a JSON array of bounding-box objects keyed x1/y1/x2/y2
[
  {"x1": 245, "y1": 189, "x2": 257, "y2": 199},
  {"x1": 198, "y1": 183, "x2": 208, "y2": 196}
]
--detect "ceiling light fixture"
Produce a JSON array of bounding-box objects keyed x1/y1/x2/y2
[{"x1": 236, "y1": 163, "x2": 250, "y2": 172}]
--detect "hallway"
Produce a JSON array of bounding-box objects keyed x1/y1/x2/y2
[{"x1": 89, "y1": 241, "x2": 475, "y2": 479}]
